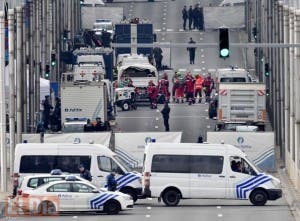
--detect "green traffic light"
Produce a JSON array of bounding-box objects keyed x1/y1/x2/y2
[
  {"x1": 265, "y1": 72, "x2": 269, "y2": 77},
  {"x1": 51, "y1": 61, "x2": 56, "y2": 66},
  {"x1": 220, "y1": 48, "x2": 229, "y2": 57}
]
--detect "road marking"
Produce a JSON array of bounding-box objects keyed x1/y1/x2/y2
[
  {"x1": 206, "y1": 117, "x2": 209, "y2": 120},
  {"x1": 179, "y1": 29, "x2": 184, "y2": 32},
  {"x1": 163, "y1": 22, "x2": 166, "y2": 25},
  {"x1": 200, "y1": 38, "x2": 203, "y2": 41},
  {"x1": 154, "y1": 29, "x2": 161, "y2": 32},
  {"x1": 147, "y1": 207, "x2": 152, "y2": 210},
  {"x1": 156, "y1": 109, "x2": 160, "y2": 112},
  {"x1": 163, "y1": 17, "x2": 166, "y2": 20},
  {"x1": 117, "y1": 115, "x2": 208, "y2": 119},
  {"x1": 167, "y1": 29, "x2": 174, "y2": 32},
  {"x1": 155, "y1": 125, "x2": 159, "y2": 129},
  {"x1": 73, "y1": 216, "x2": 78, "y2": 219},
  {"x1": 200, "y1": 32, "x2": 204, "y2": 35},
  {"x1": 162, "y1": 38, "x2": 165, "y2": 41},
  {"x1": 201, "y1": 49, "x2": 204, "y2": 52},
  {"x1": 202, "y1": 67, "x2": 206, "y2": 70},
  {"x1": 217, "y1": 206, "x2": 221, "y2": 209},
  {"x1": 205, "y1": 109, "x2": 208, "y2": 112},
  {"x1": 207, "y1": 125, "x2": 211, "y2": 129},
  {"x1": 201, "y1": 54, "x2": 205, "y2": 57},
  {"x1": 163, "y1": 13, "x2": 167, "y2": 16},
  {"x1": 146, "y1": 215, "x2": 151, "y2": 218},
  {"x1": 218, "y1": 214, "x2": 223, "y2": 217},
  {"x1": 156, "y1": 117, "x2": 159, "y2": 120},
  {"x1": 147, "y1": 197, "x2": 153, "y2": 200},
  {"x1": 202, "y1": 61, "x2": 205, "y2": 64}
]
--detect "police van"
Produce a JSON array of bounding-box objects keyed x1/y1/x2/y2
[
  {"x1": 142, "y1": 143, "x2": 282, "y2": 206},
  {"x1": 14, "y1": 143, "x2": 142, "y2": 202}
]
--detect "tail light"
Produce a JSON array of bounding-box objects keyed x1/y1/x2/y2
[
  {"x1": 13, "y1": 173, "x2": 19, "y2": 187},
  {"x1": 17, "y1": 190, "x2": 22, "y2": 196},
  {"x1": 22, "y1": 193, "x2": 30, "y2": 198},
  {"x1": 143, "y1": 172, "x2": 151, "y2": 188}
]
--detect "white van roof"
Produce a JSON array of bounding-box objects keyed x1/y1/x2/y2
[
  {"x1": 15, "y1": 143, "x2": 115, "y2": 156},
  {"x1": 145, "y1": 143, "x2": 246, "y2": 156}
]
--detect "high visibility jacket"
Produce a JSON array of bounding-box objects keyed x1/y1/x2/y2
[{"x1": 195, "y1": 77, "x2": 203, "y2": 89}]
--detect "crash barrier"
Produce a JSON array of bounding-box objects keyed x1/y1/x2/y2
[{"x1": 207, "y1": 132, "x2": 275, "y2": 171}]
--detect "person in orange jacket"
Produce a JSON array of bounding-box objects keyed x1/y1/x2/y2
[{"x1": 194, "y1": 74, "x2": 204, "y2": 103}]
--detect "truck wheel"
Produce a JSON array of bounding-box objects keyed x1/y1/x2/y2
[
  {"x1": 122, "y1": 101, "x2": 130, "y2": 111},
  {"x1": 162, "y1": 189, "x2": 180, "y2": 206},
  {"x1": 250, "y1": 189, "x2": 268, "y2": 206}
]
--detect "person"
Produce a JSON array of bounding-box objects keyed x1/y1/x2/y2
[
  {"x1": 84, "y1": 119, "x2": 94, "y2": 132},
  {"x1": 187, "y1": 37, "x2": 196, "y2": 64},
  {"x1": 231, "y1": 160, "x2": 238, "y2": 172},
  {"x1": 158, "y1": 73, "x2": 170, "y2": 102},
  {"x1": 185, "y1": 73, "x2": 195, "y2": 105},
  {"x1": 175, "y1": 75, "x2": 185, "y2": 103},
  {"x1": 172, "y1": 72, "x2": 179, "y2": 102},
  {"x1": 182, "y1": 5, "x2": 188, "y2": 30},
  {"x1": 198, "y1": 7, "x2": 204, "y2": 31},
  {"x1": 79, "y1": 164, "x2": 92, "y2": 181},
  {"x1": 197, "y1": 136, "x2": 203, "y2": 143},
  {"x1": 42, "y1": 95, "x2": 53, "y2": 130},
  {"x1": 188, "y1": 5, "x2": 194, "y2": 30},
  {"x1": 147, "y1": 80, "x2": 158, "y2": 109},
  {"x1": 94, "y1": 117, "x2": 105, "y2": 131},
  {"x1": 161, "y1": 102, "x2": 170, "y2": 131},
  {"x1": 193, "y1": 5, "x2": 199, "y2": 30},
  {"x1": 203, "y1": 73, "x2": 213, "y2": 103},
  {"x1": 53, "y1": 97, "x2": 61, "y2": 132},
  {"x1": 153, "y1": 47, "x2": 163, "y2": 70},
  {"x1": 106, "y1": 170, "x2": 118, "y2": 191},
  {"x1": 195, "y1": 74, "x2": 204, "y2": 103}
]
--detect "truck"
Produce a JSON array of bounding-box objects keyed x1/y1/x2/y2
[
  {"x1": 114, "y1": 54, "x2": 158, "y2": 108},
  {"x1": 114, "y1": 18, "x2": 154, "y2": 58},
  {"x1": 215, "y1": 83, "x2": 266, "y2": 131}
]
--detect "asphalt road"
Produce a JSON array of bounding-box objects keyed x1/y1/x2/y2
[{"x1": 0, "y1": 198, "x2": 295, "y2": 221}]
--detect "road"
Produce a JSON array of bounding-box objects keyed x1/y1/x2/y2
[{"x1": 0, "y1": 198, "x2": 294, "y2": 221}]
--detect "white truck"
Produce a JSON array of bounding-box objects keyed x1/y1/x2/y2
[
  {"x1": 115, "y1": 54, "x2": 158, "y2": 105},
  {"x1": 216, "y1": 83, "x2": 266, "y2": 131}
]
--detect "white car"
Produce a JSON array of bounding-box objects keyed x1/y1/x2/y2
[
  {"x1": 17, "y1": 178, "x2": 133, "y2": 215},
  {"x1": 16, "y1": 171, "x2": 88, "y2": 196}
]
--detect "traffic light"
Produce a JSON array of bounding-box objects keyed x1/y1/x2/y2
[
  {"x1": 51, "y1": 53, "x2": 56, "y2": 67},
  {"x1": 265, "y1": 63, "x2": 270, "y2": 77},
  {"x1": 252, "y1": 27, "x2": 257, "y2": 39},
  {"x1": 80, "y1": 0, "x2": 85, "y2": 4},
  {"x1": 63, "y1": 30, "x2": 68, "y2": 41},
  {"x1": 219, "y1": 28, "x2": 229, "y2": 58},
  {"x1": 45, "y1": 64, "x2": 50, "y2": 79}
]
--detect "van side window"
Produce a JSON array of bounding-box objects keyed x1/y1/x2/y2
[
  {"x1": 190, "y1": 156, "x2": 224, "y2": 174},
  {"x1": 151, "y1": 155, "x2": 190, "y2": 173},
  {"x1": 230, "y1": 156, "x2": 257, "y2": 176},
  {"x1": 19, "y1": 155, "x2": 91, "y2": 173},
  {"x1": 97, "y1": 156, "x2": 123, "y2": 173}
]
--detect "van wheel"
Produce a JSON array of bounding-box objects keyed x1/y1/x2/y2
[
  {"x1": 38, "y1": 201, "x2": 56, "y2": 215},
  {"x1": 250, "y1": 189, "x2": 268, "y2": 206},
  {"x1": 162, "y1": 189, "x2": 180, "y2": 206},
  {"x1": 121, "y1": 188, "x2": 138, "y2": 203},
  {"x1": 122, "y1": 101, "x2": 130, "y2": 111},
  {"x1": 104, "y1": 200, "x2": 121, "y2": 215}
]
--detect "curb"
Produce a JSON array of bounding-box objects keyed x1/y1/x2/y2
[{"x1": 277, "y1": 168, "x2": 300, "y2": 221}]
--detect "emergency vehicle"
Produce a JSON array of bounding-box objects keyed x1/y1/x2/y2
[
  {"x1": 16, "y1": 178, "x2": 133, "y2": 215},
  {"x1": 14, "y1": 143, "x2": 143, "y2": 202},
  {"x1": 143, "y1": 143, "x2": 282, "y2": 206}
]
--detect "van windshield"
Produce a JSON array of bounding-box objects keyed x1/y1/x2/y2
[
  {"x1": 113, "y1": 155, "x2": 132, "y2": 172},
  {"x1": 220, "y1": 77, "x2": 246, "y2": 82}
]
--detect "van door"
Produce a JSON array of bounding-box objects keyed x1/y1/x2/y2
[
  {"x1": 226, "y1": 156, "x2": 261, "y2": 199},
  {"x1": 190, "y1": 155, "x2": 226, "y2": 198},
  {"x1": 93, "y1": 156, "x2": 125, "y2": 188}
]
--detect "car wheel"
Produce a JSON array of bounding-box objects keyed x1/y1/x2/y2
[
  {"x1": 122, "y1": 101, "x2": 130, "y2": 111},
  {"x1": 38, "y1": 201, "x2": 56, "y2": 215},
  {"x1": 121, "y1": 188, "x2": 138, "y2": 203},
  {"x1": 162, "y1": 189, "x2": 180, "y2": 206},
  {"x1": 250, "y1": 189, "x2": 268, "y2": 206},
  {"x1": 104, "y1": 200, "x2": 120, "y2": 215}
]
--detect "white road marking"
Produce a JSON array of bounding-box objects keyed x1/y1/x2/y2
[
  {"x1": 217, "y1": 206, "x2": 221, "y2": 209},
  {"x1": 163, "y1": 17, "x2": 166, "y2": 20},
  {"x1": 156, "y1": 109, "x2": 160, "y2": 112},
  {"x1": 201, "y1": 54, "x2": 205, "y2": 57},
  {"x1": 218, "y1": 214, "x2": 223, "y2": 217},
  {"x1": 200, "y1": 38, "x2": 203, "y2": 41},
  {"x1": 200, "y1": 32, "x2": 204, "y2": 35},
  {"x1": 179, "y1": 29, "x2": 184, "y2": 32},
  {"x1": 147, "y1": 207, "x2": 152, "y2": 210},
  {"x1": 201, "y1": 49, "x2": 204, "y2": 52},
  {"x1": 205, "y1": 109, "x2": 208, "y2": 112},
  {"x1": 163, "y1": 13, "x2": 167, "y2": 16},
  {"x1": 154, "y1": 29, "x2": 161, "y2": 32},
  {"x1": 162, "y1": 27, "x2": 166, "y2": 30},
  {"x1": 156, "y1": 117, "x2": 159, "y2": 120},
  {"x1": 207, "y1": 125, "x2": 211, "y2": 129},
  {"x1": 163, "y1": 22, "x2": 166, "y2": 25},
  {"x1": 206, "y1": 117, "x2": 209, "y2": 120},
  {"x1": 147, "y1": 197, "x2": 153, "y2": 200},
  {"x1": 73, "y1": 216, "x2": 78, "y2": 219},
  {"x1": 202, "y1": 61, "x2": 205, "y2": 63},
  {"x1": 162, "y1": 38, "x2": 165, "y2": 41},
  {"x1": 167, "y1": 29, "x2": 174, "y2": 32},
  {"x1": 155, "y1": 125, "x2": 159, "y2": 128},
  {"x1": 146, "y1": 215, "x2": 151, "y2": 218},
  {"x1": 202, "y1": 67, "x2": 206, "y2": 70}
]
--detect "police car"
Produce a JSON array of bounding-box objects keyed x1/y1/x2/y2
[
  {"x1": 15, "y1": 170, "x2": 88, "y2": 196},
  {"x1": 18, "y1": 176, "x2": 133, "y2": 215}
]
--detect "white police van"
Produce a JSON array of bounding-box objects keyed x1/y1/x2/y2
[
  {"x1": 14, "y1": 143, "x2": 142, "y2": 202},
  {"x1": 143, "y1": 143, "x2": 282, "y2": 206}
]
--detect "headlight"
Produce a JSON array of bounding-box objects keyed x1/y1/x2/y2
[
  {"x1": 124, "y1": 195, "x2": 132, "y2": 201},
  {"x1": 271, "y1": 179, "x2": 281, "y2": 188}
]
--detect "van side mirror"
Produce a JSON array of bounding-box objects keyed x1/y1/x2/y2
[{"x1": 92, "y1": 189, "x2": 100, "y2": 193}]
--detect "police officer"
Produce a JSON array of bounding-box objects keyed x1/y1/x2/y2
[
  {"x1": 106, "y1": 170, "x2": 118, "y2": 191},
  {"x1": 78, "y1": 164, "x2": 92, "y2": 181},
  {"x1": 182, "y1": 5, "x2": 188, "y2": 30},
  {"x1": 187, "y1": 37, "x2": 196, "y2": 64},
  {"x1": 161, "y1": 102, "x2": 170, "y2": 131}
]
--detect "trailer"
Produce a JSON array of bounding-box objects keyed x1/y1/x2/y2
[{"x1": 216, "y1": 83, "x2": 266, "y2": 131}]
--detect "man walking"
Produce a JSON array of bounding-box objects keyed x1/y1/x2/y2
[
  {"x1": 161, "y1": 102, "x2": 170, "y2": 131},
  {"x1": 187, "y1": 37, "x2": 196, "y2": 64},
  {"x1": 188, "y1": 6, "x2": 193, "y2": 30},
  {"x1": 153, "y1": 47, "x2": 163, "y2": 70},
  {"x1": 106, "y1": 170, "x2": 117, "y2": 191},
  {"x1": 182, "y1": 5, "x2": 188, "y2": 30}
]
